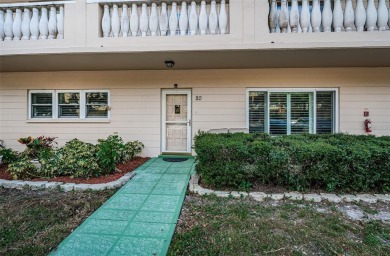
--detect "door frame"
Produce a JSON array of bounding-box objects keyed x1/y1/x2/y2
[{"x1": 161, "y1": 89, "x2": 192, "y2": 154}]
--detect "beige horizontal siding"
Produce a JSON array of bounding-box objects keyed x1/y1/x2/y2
[{"x1": 1, "y1": 68, "x2": 390, "y2": 156}]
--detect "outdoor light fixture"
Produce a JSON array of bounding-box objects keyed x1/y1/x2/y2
[{"x1": 165, "y1": 60, "x2": 175, "y2": 69}]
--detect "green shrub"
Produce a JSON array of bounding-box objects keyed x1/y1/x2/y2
[
  {"x1": 97, "y1": 134, "x2": 126, "y2": 174},
  {"x1": 123, "y1": 140, "x2": 144, "y2": 161},
  {"x1": 194, "y1": 132, "x2": 390, "y2": 193},
  {"x1": 7, "y1": 157, "x2": 37, "y2": 180},
  {"x1": 0, "y1": 147, "x2": 19, "y2": 164},
  {"x1": 56, "y1": 139, "x2": 101, "y2": 178}
]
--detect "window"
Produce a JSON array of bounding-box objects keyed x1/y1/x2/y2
[
  {"x1": 29, "y1": 90, "x2": 110, "y2": 120},
  {"x1": 58, "y1": 92, "x2": 80, "y2": 118},
  {"x1": 247, "y1": 89, "x2": 337, "y2": 134},
  {"x1": 30, "y1": 92, "x2": 53, "y2": 118}
]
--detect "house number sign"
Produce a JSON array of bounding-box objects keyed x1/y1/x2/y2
[{"x1": 195, "y1": 96, "x2": 203, "y2": 101}]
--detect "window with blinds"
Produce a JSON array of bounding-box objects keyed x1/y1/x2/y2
[
  {"x1": 316, "y1": 91, "x2": 335, "y2": 134},
  {"x1": 29, "y1": 90, "x2": 110, "y2": 120},
  {"x1": 86, "y1": 92, "x2": 109, "y2": 118},
  {"x1": 248, "y1": 91, "x2": 267, "y2": 133},
  {"x1": 58, "y1": 92, "x2": 80, "y2": 118},
  {"x1": 31, "y1": 93, "x2": 53, "y2": 118},
  {"x1": 248, "y1": 90, "x2": 336, "y2": 135}
]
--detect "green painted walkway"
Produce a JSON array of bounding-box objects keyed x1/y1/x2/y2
[{"x1": 51, "y1": 157, "x2": 195, "y2": 256}]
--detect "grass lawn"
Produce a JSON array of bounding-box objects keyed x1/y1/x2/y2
[
  {"x1": 0, "y1": 188, "x2": 116, "y2": 256},
  {"x1": 169, "y1": 194, "x2": 390, "y2": 256}
]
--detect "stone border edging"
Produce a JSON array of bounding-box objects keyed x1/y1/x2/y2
[
  {"x1": 0, "y1": 172, "x2": 136, "y2": 192},
  {"x1": 188, "y1": 173, "x2": 390, "y2": 204}
]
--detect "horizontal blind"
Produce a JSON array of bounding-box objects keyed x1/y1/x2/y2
[
  {"x1": 31, "y1": 93, "x2": 53, "y2": 118},
  {"x1": 269, "y1": 92, "x2": 287, "y2": 135},
  {"x1": 291, "y1": 93, "x2": 313, "y2": 134},
  {"x1": 248, "y1": 91, "x2": 266, "y2": 133},
  {"x1": 316, "y1": 91, "x2": 334, "y2": 134},
  {"x1": 58, "y1": 92, "x2": 80, "y2": 118},
  {"x1": 86, "y1": 92, "x2": 108, "y2": 118}
]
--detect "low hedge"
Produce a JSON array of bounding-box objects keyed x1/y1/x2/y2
[{"x1": 194, "y1": 133, "x2": 390, "y2": 193}]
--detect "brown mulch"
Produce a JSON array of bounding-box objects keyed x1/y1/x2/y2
[{"x1": 0, "y1": 157, "x2": 150, "y2": 184}]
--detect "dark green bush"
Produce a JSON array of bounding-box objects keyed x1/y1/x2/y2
[
  {"x1": 194, "y1": 132, "x2": 390, "y2": 193},
  {"x1": 97, "y1": 134, "x2": 126, "y2": 174},
  {"x1": 0, "y1": 147, "x2": 19, "y2": 164}
]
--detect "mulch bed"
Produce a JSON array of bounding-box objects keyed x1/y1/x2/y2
[{"x1": 0, "y1": 157, "x2": 150, "y2": 184}]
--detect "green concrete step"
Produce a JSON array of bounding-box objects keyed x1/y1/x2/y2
[{"x1": 51, "y1": 157, "x2": 194, "y2": 256}]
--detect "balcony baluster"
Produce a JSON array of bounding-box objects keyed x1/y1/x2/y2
[
  {"x1": 21, "y1": 8, "x2": 31, "y2": 40},
  {"x1": 39, "y1": 7, "x2": 49, "y2": 39},
  {"x1": 268, "y1": 0, "x2": 390, "y2": 33},
  {"x1": 0, "y1": 10, "x2": 4, "y2": 40},
  {"x1": 199, "y1": 1, "x2": 208, "y2": 35},
  {"x1": 4, "y1": 9, "x2": 13, "y2": 41},
  {"x1": 13, "y1": 8, "x2": 22, "y2": 40},
  {"x1": 121, "y1": 4, "x2": 129, "y2": 37},
  {"x1": 130, "y1": 4, "x2": 139, "y2": 37},
  {"x1": 159, "y1": 3, "x2": 169, "y2": 36},
  {"x1": 150, "y1": 3, "x2": 158, "y2": 36},
  {"x1": 378, "y1": 0, "x2": 389, "y2": 31},
  {"x1": 48, "y1": 6, "x2": 57, "y2": 39},
  {"x1": 189, "y1": 1, "x2": 199, "y2": 35}
]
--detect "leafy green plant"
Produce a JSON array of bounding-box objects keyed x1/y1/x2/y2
[
  {"x1": 0, "y1": 147, "x2": 19, "y2": 164},
  {"x1": 56, "y1": 139, "x2": 101, "y2": 178},
  {"x1": 97, "y1": 134, "x2": 126, "y2": 174},
  {"x1": 7, "y1": 157, "x2": 37, "y2": 179},
  {"x1": 18, "y1": 136, "x2": 57, "y2": 159},
  {"x1": 123, "y1": 140, "x2": 144, "y2": 161}
]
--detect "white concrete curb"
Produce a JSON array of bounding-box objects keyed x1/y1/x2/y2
[
  {"x1": 188, "y1": 173, "x2": 390, "y2": 204},
  {"x1": 0, "y1": 172, "x2": 136, "y2": 192}
]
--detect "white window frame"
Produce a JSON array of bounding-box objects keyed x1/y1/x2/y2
[
  {"x1": 246, "y1": 88, "x2": 339, "y2": 134},
  {"x1": 28, "y1": 90, "x2": 55, "y2": 119},
  {"x1": 28, "y1": 90, "x2": 110, "y2": 122}
]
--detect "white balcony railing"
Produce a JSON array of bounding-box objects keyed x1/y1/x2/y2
[
  {"x1": 0, "y1": 1, "x2": 68, "y2": 41},
  {"x1": 99, "y1": 0, "x2": 229, "y2": 37},
  {"x1": 269, "y1": 0, "x2": 390, "y2": 33}
]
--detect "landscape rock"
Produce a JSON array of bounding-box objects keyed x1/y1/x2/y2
[
  {"x1": 230, "y1": 191, "x2": 249, "y2": 198},
  {"x1": 285, "y1": 192, "x2": 303, "y2": 200},
  {"x1": 374, "y1": 194, "x2": 390, "y2": 202},
  {"x1": 89, "y1": 184, "x2": 108, "y2": 191},
  {"x1": 303, "y1": 194, "x2": 322, "y2": 202},
  {"x1": 250, "y1": 192, "x2": 267, "y2": 202},
  {"x1": 60, "y1": 183, "x2": 76, "y2": 192},
  {"x1": 45, "y1": 182, "x2": 63, "y2": 189},
  {"x1": 25, "y1": 181, "x2": 48, "y2": 190},
  {"x1": 320, "y1": 193, "x2": 342, "y2": 203},
  {"x1": 73, "y1": 184, "x2": 92, "y2": 191},
  {"x1": 213, "y1": 191, "x2": 231, "y2": 197},
  {"x1": 357, "y1": 194, "x2": 378, "y2": 203},
  {"x1": 268, "y1": 193, "x2": 285, "y2": 200},
  {"x1": 340, "y1": 194, "x2": 360, "y2": 203}
]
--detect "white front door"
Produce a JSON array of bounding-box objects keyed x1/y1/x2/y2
[{"x1": 162, "y1": 90, "x2": 192, "y2": 153}]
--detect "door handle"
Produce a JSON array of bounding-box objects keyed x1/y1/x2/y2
[{"x1": 188, "y1": 119, "x2": 191, "y2": 127}]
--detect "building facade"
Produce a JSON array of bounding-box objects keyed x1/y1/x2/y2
[{"x1": 1, "y1": 0, "x2": 390, "y2": 156}]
